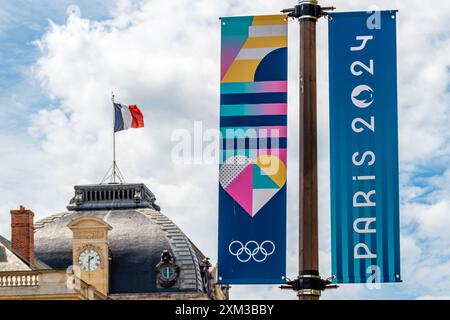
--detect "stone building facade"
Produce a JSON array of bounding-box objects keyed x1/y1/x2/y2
[{"x1": 0, "y1": 183, "x2": 229, "y2": 300}]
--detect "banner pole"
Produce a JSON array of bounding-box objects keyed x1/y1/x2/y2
[
  {"x1": 298, "y1": 0, "x2": 319, "y2": 301},
  {"x1": 280, "y1": 0, "x2": 336, "y2": 300}
]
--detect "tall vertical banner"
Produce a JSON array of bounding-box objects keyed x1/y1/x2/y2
[
  {"x1": 218, "y1": 15, "x2": 288, "y2": 284},
  {"x1": 329, "y1": 11, "x2": 401, "y2": 284}
]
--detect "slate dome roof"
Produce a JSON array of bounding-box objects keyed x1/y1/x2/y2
[{"x1": 34, "y1": 183, "x2": 206, "y2": 295}]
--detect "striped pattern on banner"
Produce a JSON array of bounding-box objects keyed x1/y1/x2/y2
[{"x1": 328, "y1": 11, "x2": 401, "y2": 284}]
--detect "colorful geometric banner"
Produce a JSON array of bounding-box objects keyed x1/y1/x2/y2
[
  {"x1": 329, "y1": 11, "x2": 401, "y2": 284},
  {"x1": 218, "y1": 15, "x2": 288, "y2": 284}
]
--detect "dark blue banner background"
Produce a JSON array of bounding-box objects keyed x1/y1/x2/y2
[{"x1": 218, "y1": 187, "x2": 286, "y2": 284}]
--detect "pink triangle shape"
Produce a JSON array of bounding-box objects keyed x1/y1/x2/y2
[{"x1": 225, "y1": 164, "x2": 253, "y2": 216}]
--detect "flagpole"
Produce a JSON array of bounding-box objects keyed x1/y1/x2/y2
[{"x1": 112, "y1": 91, "x2": 116, "y2": 184}]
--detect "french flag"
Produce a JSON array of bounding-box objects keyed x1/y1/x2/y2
[{"x1": 114, "y1": 103, "x2": 144, "y2": 132}]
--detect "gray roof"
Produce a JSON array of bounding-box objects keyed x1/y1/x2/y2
[
  {"x1": 0, "y1": 236, "x2": 49, "y2": 270},
  {"x1": 33, "y1": 183, "x2": 206, "y2": 295},
  {"x1": 34, "y1": 208, "x2": 205, "y2": 294}
]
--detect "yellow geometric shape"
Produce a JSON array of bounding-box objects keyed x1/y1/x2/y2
[
  {"x1": 243, "y1": 36, "x2": 288, "y2": 49},
  {"x1": 255, "y1": 155, "x2": 287, "y2": 188},
  {"x1": 252, "y1": 15, "x2": 288, "y2": 26},
  {"x1": 221, "y1": 59, "x2": 260, "y2": 83}
]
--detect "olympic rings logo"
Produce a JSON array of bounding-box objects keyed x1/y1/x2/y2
[{"x1": 228, "y1": 240, "x2": 275, "y2": 263}]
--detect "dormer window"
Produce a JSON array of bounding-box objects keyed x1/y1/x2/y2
[{"x1": 156, "y1": 250, "x2": 180, "y2": 288}]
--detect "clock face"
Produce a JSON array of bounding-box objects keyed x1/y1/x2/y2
[
  {"x1": 161, "y1": 265, "x2": 176, "y2": 280},
  {"x1": 78, "y1": 249, "x2": 101, "y2": 272}
]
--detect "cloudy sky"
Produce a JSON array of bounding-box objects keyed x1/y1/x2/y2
[{"x1": 0, "y1": 0, "x2": 449, "y2": 299}]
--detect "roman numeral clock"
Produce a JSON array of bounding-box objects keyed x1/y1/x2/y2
[{"x1": 68, "y1": 216, "x2": 113, "y2": 295}]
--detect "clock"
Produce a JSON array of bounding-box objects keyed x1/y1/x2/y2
[
  {"x1": 156, "y1": 250, "x2": 180, "y2": 288},
  {"x1": 78, "y1": 249, "x2": 101, "y2": 272},
  {"x1": 161, "y1": 264, "x2": 176, "y2": 281}
]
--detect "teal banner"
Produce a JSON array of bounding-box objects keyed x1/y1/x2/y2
[{"x1": 329, "y1": 11, "x2": 401, "y2": 284}]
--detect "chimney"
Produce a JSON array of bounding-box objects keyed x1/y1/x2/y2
[{"x1": 10, "y1": 205, "x2": 35, "y2": 265}]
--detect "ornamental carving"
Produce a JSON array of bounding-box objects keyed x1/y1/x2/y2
[{"x1": 74, "y1": 230, "x2": 104, "y2": 240}]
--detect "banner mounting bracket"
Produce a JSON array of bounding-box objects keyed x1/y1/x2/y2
[{"x1": 279, "y1": 274, "x2": 339, "y2": 296}]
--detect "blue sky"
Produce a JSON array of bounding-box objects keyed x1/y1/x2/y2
[
  {"x1": 0, "y1": 0, "x2": 449, "y2": 300},
  {"x1": 0, "y1": 1, "x2": 110, "y2": 122}
]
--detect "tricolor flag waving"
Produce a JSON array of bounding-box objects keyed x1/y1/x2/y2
[{"x1": 114, "y1": 103, "x2": 144, "y2": 132}]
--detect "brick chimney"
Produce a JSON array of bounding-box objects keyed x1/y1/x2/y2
[{"x1": 10, "y1": 205, "x2": 35, "y2": 265}]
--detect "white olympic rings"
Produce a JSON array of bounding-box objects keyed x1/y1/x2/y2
[{"x1": 228, "y1": 240, "x2": 276, "y2": 263}]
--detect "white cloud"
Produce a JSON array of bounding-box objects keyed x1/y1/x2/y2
[
  {"x1": 0, "y1": 0, "x2": 449, "y2": 300},
  {"x1": 417, "y1": 201, "x2": 450, "y2": 240}
]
